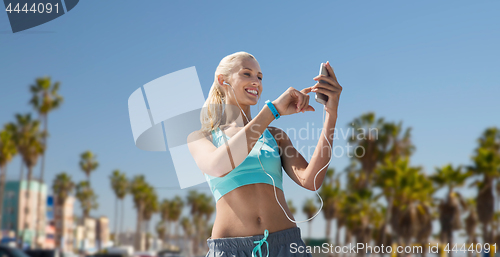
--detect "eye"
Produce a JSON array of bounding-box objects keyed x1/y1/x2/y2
[
  {"x1": 258, "y1": 77, "x2": 263, "y2": 81},
  {"x1": 244, "y1": 73, "x2": 251, "y2": 76}
]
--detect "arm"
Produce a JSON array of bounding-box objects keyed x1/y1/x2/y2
[
  {"x1": 188, "y1": 86, "x2": 316, "y2": 178},
  {"x1": 187, "y1": 104, "x2": 275, "y2": 177},
  {"x1": 280, "y1": 61, "x2": 342, "y2": 190},
  {"x1": 273, "y1": 111, "x2": 337, "y2": 191}
]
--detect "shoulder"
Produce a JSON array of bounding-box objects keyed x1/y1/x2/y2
[
  {"x1": 267, "y1": 126, "x2": 290, "y2": 146},
  {"x1": 187, "y1": 129, "x2": 213, "y2": 145}
]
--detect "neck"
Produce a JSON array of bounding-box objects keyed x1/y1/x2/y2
[{"x1": 222, "y1": 102, "x2": 252, "y2": 127}]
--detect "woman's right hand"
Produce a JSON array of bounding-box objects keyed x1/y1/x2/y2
[{"x1": 272, "y1": 87, "x2": 315, "y2": 116}]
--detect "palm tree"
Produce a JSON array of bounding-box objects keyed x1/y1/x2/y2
[
  {"x1": 198, "y1": 193, "x2": 214, "y2": 252},
  {"x1": 374, "y1": 156, "x2": 400, "y2": 247},
  {"x1": 396, "y1": 160, "x2": 434, "y2": 248},
  {"x1": 75, "y1": 181, "x2": 98, "y2": 251},
  {"x1": 155, "y1": 221, "x2": 166, "y2": 245},
  {"x1": 10, "y1": 113, "x2": 45, "y2": 247},
  {"x1": 464, "y1": 198, "x2": 478, "y2": 257},
  {"x1": 468, "y1": 127, "x2": 500, "y2": 243},
  {"x1": 109, "y1": 170, "x2": 128, "y2": 245},
  {"x1": 79, "y1": 150, "x2": 99, "y2": 184},
  {"x1": 318, "y1": 168, "x2": 338, "y2": 243},
  {"x1": 142, "y1": 189, "x2": 158, "y2": 250},
  {"x1": 334, "y1": 191, "x2": 347, "y2": 246},
  {"x1": 343, "y1": 188, "x2": 382, "y2": 257},
  {"x1": 187, "y1": 191, "x2": 202, "y2": 253},
  {"x1": 302, "y1": 198, "x2": 318, "y2": 239},
  {"x1": 495, "y1": 181, "x2": 500, "y2": 243},
  {"x1": 378, "y1": 121, "x2": 415, "y2": 163},
  {"x1": 430, "y1": 164, "x2": 469, "y2": 255},
  {"x1": 348, "y1": 112, "x2": 385, "y2": 188},
  {"x1": 287, "y1": 200, "x2": 296, "y2": 215},
  {"x1": 180, "y1": 217, "x2": 194, "y2": 256},
  {"x1": 168, "y1": 196, "x2": 184, "y2": 246},
  {"x1": 129, "y1": 175, "x2": 150, "y2": 251},
  {"x1": 52, "y1": 172, "x2": 75, "y2": 249},
  {"x1": 29, "y1": 76, "x2": 63, "y2": 247},
  {"x1": 159, "y1": 199, "x2": 170, "y2": 244},
  {"x1": 187, "y1": 191, "x2": 214, "y2": 255},
  {"x1": 0, "y1": 125, "x2": 18, "y2": 229}
]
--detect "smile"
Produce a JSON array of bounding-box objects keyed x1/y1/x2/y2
[{"x1": 245, "y1": 88, "x2": 258, "y2": 97}]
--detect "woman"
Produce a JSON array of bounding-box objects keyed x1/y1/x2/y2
[{"x1": 187, "y1": 51, "x2": 342, "y2": 257}]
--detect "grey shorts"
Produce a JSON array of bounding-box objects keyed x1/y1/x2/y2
[{"x1": 205, "y1": 227, "x2": 312, "y2": 257}]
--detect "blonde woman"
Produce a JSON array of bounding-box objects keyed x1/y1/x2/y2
[{"x1": 187, "y1": 51, "x2": 342, "y2": 257}]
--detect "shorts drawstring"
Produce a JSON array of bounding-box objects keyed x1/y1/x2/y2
[{"x1": 252, "y1": 229, "x2": 269, "y2": 257}]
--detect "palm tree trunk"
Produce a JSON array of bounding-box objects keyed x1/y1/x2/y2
[
  {"x1": 308, "y1": 223, "x2": 312, "y2": 239},
  {"x1": 448, "y1": 228, "x2": 453, "y2": 257},
  {"x1": 0, "y1": 165, "x2": 7, "y2": 230},
  {"x1": 135, "y1": 204, "x2": 144, "y2": 251},
  {"x1": 335, "y1": 219, "x2": 340, "y2": 246},
  {"x1": 482, "y1": 223, "x2": 490, "y2": 244},
  {"x1": 34, "y1": 115, "x2": 48, "y2": 248},
  {"x1": 344, "y1": 229, "x2": 351, "y2": 245},
  {"x1": 175, "y1": 221, "x2": 180, "y2": 247},
  {"x1": 144, "y1": 220, "x2": 150, "y2": 251},
  {"x1": 326, "y1": 218, "x2": 332, "y2": 243},
  {"x1": 114, "y1": 196, "x2": 118, "y2": 246},
  {"x1": 166, "y1": 221, "x2": 170, "y2": 245},
  {"x1": 19, "y1": 162, "x2": 24, "y2": 180},
  {"x1": 382, "y1": 192, "x2": 394, "y2": 257},
  {"x1": 193, "y1": 216, "x2": 200, "y2": 256},
  {"x1": 82, "y1": 213, "x2": 88, "y2": 253},
  {"x1": 120, "y1": 199, "x2": 124, "y2": 245}
]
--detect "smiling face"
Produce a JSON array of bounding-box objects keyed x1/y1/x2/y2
[{"x1": 220, "y1": 57, "x2": 263, "y2": 107}]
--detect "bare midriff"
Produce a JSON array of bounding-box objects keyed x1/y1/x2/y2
[{"x1": 210, "y1": 183, "x2": 297, "y2": 239}]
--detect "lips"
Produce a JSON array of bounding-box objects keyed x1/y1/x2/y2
[{"x1": 245, "y1": 88, "x2": 258, "y2": 97}]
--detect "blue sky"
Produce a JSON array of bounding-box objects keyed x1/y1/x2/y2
[{"x1": 1, "y1": 0, "x2": 499, "y2": 243}]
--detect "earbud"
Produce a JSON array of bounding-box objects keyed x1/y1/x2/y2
[{"x1": 223, "y1": 81, "x2": 231, "y2": 87}]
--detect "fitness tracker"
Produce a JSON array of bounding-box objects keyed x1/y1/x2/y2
[{"x1": 265, "y1": 100, "x2": 280, "y2": 120}]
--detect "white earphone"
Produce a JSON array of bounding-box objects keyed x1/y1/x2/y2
[{"x1": 220, "y1": 80, "x2": 330, "y2": 224}]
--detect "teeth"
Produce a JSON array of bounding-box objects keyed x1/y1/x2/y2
[{"x1": 246, "y1": 89, "x2": 258, "y2": 95}]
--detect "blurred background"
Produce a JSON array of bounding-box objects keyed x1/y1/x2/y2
[{"x1": 1, "y1": 1, "x2": 499, "y2": 257}]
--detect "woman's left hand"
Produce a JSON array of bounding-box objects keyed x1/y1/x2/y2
[{"x1": 311, "y1": 61, "x2": 343, "y2": 115}]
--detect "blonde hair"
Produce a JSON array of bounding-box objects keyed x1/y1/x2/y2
[{"x1": 200, "y1": 51, "x2": 257, "y2": 133}]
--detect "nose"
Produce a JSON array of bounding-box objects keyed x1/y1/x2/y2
[{"x1": 251, "y1": 77, "x2": 262, "y2": 89}]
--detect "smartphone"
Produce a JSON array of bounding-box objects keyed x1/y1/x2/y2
[{"x1": 315, "y1": 63, "x2": 329, "y2": 105}]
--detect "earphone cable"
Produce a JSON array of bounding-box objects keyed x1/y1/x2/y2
[{"x1": 223, "y1": 81, "x2": 330, "y2": 223}]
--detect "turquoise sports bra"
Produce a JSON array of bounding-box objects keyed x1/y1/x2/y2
[{"x1": 204, "y1": 127, "x2": 284, "y2": 202}]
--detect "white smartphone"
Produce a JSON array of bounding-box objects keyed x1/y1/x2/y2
[{"x1": 315, "y1": 63, "x2": 329, "y2": 105}]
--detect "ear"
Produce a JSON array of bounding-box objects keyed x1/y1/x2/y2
[{"x1": 217, "y1": 74, "x2": 225, "y2": 86}]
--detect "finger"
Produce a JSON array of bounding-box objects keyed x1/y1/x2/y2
[
  {"x1": 304, "y1": 95, "x2": 310, "y2": 112},
  {"x1": 312, "y1": 79, "x2": 342, "y2": 91},
  {"x1": 305, "y1": 105, "x2": 315, "y2": 112},
  {"x1": 312, "y1": 81, "x2": 341, "y2": 91},
  {"x1": 299, "y1": 94, "x2": 309, "y2": 113},
  {"x1": 301, "y1": 87, "x2": 313, "y2": 94},
  {"x1": 311, "y1": 87, "x2": 338, "y2": 97},
  {"x1": 294, "y1": 89, "x2": 302, "y2": 112},
  {"x1": 325, "y1": 61, "x2": 338, "y2": 81},
  {"x1": 313, "y1": 75, "x2": 339, "y2": 89}
]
